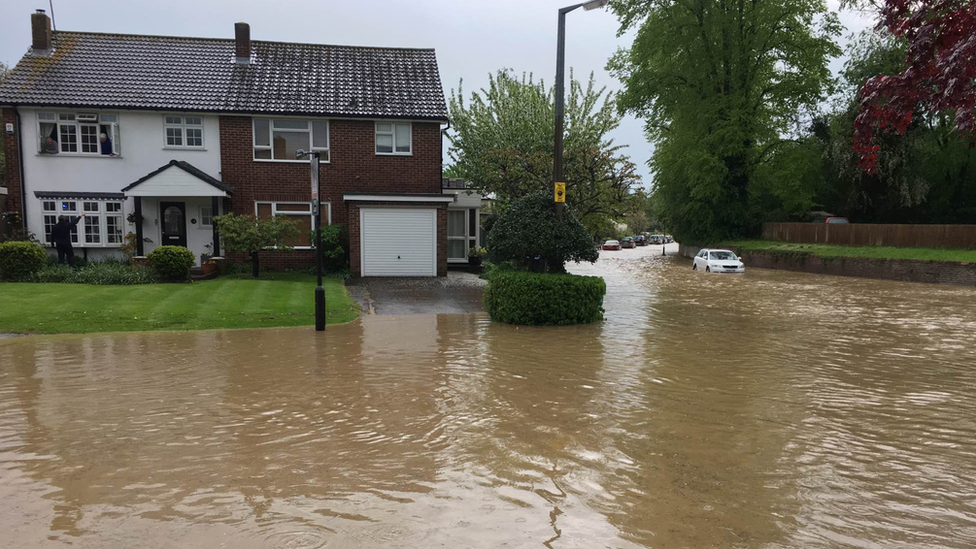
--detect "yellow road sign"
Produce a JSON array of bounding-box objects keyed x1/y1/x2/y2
[{"x1": 554, "y1": 182, "x2": 566, "y2": 203}]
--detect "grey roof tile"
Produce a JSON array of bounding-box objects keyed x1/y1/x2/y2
[{"x1": 0, "y1": 31, "x2": 448, "y2": 120}]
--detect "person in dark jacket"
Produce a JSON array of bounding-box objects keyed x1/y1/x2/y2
[{"x1": 51, "y1": 212, "x2": 85, "y2": 267}]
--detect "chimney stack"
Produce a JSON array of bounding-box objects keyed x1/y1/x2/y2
[
  {"x1": 32, "y1": 9, "x2": 52, "y2": 54},
  {"x1": 235, "y1": 22, "x2": 251, "y2": 64}
]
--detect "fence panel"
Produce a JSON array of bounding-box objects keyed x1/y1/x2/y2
[{"x1": 761, "y1": 223, "x2": 976, "y2": 249}]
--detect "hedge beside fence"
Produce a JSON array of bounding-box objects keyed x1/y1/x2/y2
[{"x1": 484, "y1": 271, "x2": 606, "y2": 326}]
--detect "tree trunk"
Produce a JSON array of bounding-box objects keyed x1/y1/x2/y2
[{"x1": 251, "y1": 250, "x2": 260, "y2": 278}]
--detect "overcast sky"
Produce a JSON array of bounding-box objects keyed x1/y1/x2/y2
[{"x1": 1, "y1": 0, "x2": 874, "y2": 188}]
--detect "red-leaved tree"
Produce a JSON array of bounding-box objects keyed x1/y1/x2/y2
[{"x1": 853, "y1": 0, "x2": 976, "y2": 171}]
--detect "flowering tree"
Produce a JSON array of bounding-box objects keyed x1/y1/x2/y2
[{"x1": 854, "y1": 0, "x2": 976, "y2": 171}]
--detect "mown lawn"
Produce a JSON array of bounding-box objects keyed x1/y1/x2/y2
[
  {"x1": 0, "y1": 273, "x2": 359, "y2": 335},
  {"x1": 726, "y1": 240, "x2": 976, "y2": 263}
]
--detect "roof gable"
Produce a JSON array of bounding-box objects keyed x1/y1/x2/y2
[
  {"x1": 0, "y1": 31, "x2": 448, "y2": 120},
  {"x1": 123, "y1": 160, "x2": 232, "y2": 197}
]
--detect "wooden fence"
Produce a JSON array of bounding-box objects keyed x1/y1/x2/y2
[{"x1": 761, "y1": 222, "x2": 976, "y2": 249}]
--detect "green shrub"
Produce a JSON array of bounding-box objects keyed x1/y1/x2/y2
[
  {"x1": 307, "y1": 224, "x2": 349, "y2": 272},
  {"x1": 0, "y1": 241, "x2": 48, "y2": 280},
  {"x1": 30, "y1": 262, "x2": 158, "y2": 285},
  {"x1": 483, "y1": 271, "x2": 606, "y2": 325},
  {"x1": 479, "y1": 260, "x2": 518, "y2": 280},
  {"x1": 148, "y1": 246, "x2": 195, "y2": 281},
  {"x1": 30, "y1": 264, "x2": 75, "y2": 283},
  {"x1": 487, "y1": 191, "x2": 598, "y2": 272}
]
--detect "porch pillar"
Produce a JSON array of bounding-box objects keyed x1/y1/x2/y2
[
  {"x1": 134, "y1": 197, "x2": 144, "y2": 256},
  {"x1": 211, "y1": 196, "x2": 221, "y2": 256}
]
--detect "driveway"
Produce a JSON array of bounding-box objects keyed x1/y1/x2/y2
[{"x1": 346, "y1": 271, "x2": 486, "y2": 315}]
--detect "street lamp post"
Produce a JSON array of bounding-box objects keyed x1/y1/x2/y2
[
  {"x1": 297, "y1": 149, "x2": 325, "y2": 332},
  {"x1": 553, "y1": 0, "x2": 608, "y2": 219}
]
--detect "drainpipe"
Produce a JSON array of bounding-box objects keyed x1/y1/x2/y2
[{"x1": 14, "y1": 107, "x2": 28, "y2": 230}]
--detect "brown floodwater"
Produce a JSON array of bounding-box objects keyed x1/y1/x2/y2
[{"x1": 2, "y1": 245, "x2": 976, "y2": 548}]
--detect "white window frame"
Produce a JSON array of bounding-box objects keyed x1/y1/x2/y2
[
  {"x1": 253, "y1": 201, "x2": 332, "y2": 249},
  {"x1": 252, "y1": 118, "x2": 330, "y2": 163},
  {"x1": 40, "y1": 198, "x2": 124, "y2": 247},
  {"x1": 37, "y1": 111, "x2": 120, "y2": 156},
  {"x1": 375, "y1": 121, "x2": 412, "y2": 156},
  {"x1": 163, "y1": 115, "x2": 205, "y2": 149},
  {"x1": 447, "y1": 209, "x2": 468, "y2": 263},
  {"x1": 198, "y1": 205, "x2": 214, "y2": 229}
]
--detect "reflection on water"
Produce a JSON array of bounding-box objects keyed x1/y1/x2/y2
[{"x1": 2, "y1": 246, "x2": 976, "y2": 548}]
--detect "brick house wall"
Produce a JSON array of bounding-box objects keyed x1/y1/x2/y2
[
  {"x1": 218, "y1": 116, "x2": 444, "y2": 270},
  {"x1": 347, "y1": 202, "x2": 448, "y2": 277},
  {"x1": 1, "y1": 108, "x2": 24, "y2": 220}
]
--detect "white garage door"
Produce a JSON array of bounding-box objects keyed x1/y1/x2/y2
[{"x1": 361, "y1": 208, "x2": 437, "y2": 276}]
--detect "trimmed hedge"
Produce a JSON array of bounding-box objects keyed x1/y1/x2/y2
[
  {"x1": 484, "y1": 271, "x2": 606, "y2": 325},
  {"x1": 148, "y1": 245, "x2": 195, "y2": 281},
  {"x1": 0, "y1": 241, "x2": 48, "y2": 281}
]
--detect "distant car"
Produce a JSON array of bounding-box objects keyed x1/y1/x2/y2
[
  {"x1": 634, "y1": 235, "x2": 647, "y2": 246},
  {"x1": 621, "y1": 237, "x2": 636, "y2": 248},
  {"x1": 602, "y1": 240, "x2": 621, "y2": 251},
  {"x1": 812, "y1": 216, "x2": 850, "y2": 224},
  {"x1": 693, "y1": 249, "x2": 745, "y2": 273},
  {"x1": 665, "y1": 235, "x2": 674, "y2": 243},
  {"x1": 649, "y1": 234, "x2": 664, "y2": 245}
]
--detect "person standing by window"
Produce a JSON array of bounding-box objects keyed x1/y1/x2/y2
[
  {"x1": 99, "y1": 133, "x2": 114, "y2": 156},
  {"x1": 51, "y1": 213, "x2": 85, "y2": 267}
]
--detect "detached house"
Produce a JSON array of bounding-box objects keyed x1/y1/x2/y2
[{"x1": 0, "y1": 10, "x2": 478, "y2": 276}]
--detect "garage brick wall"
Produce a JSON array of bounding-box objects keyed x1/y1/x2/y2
[
  {"x1": 348, "y1": 203, "x2": 448, "y2": 277},
  {"x1": 218, "y1": 116, "x2": 444, "y2": 269}
]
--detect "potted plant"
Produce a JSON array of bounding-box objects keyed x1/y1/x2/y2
[
  {"x1": 200, "y1": 258, "x2": 218, "y2": 276},
  {"x1": 468, "y1": 246, "x2": 488, "y2": 266},
  {"x1": 200, "y1": 243, "x2": 213, "y2": 266}
]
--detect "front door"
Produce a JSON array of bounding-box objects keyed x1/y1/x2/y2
[{"x1": 160, "y1": 202, "x2": 187, "y2": 248}]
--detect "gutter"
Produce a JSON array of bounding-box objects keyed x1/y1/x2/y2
[{"x1": 14, "y1": 107, "x2": 27, "y2": 229}]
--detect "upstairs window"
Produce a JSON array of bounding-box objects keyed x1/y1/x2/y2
[
  {"x1": 253, "y1": 119, "x2": 329, "y2": 162},
  {"x1": 163, "y1": 115, "x2": 205, "y2": 148},
  {"x1": 375, "y1": 122, "x2": 411, "y2": 155},
  {"x1": 38, "y1": 112, "x2": 120, "y2": 156}
]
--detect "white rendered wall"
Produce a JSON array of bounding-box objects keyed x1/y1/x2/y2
[{"x1": 18, "y1": 107, "x2": 222, "y2": 262}]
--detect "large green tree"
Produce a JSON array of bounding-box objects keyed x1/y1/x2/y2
[
  {"x1": 609, "y1": 0, "x2": 841, "y2": 243},
  {"x1": 447, "y1": 70, "x2": 641, "y2": 234}
]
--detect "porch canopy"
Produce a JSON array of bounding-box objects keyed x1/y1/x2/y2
[
  {"x1": 122, "y1": 160, "x2": 232, "y2": 257},
  {"x1": 122, "y1": 160, "x2": 232, "y2": 198}
]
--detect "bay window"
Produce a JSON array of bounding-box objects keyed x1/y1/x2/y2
[
  {"x1": 375, "y1": 122, "x2": 411, "y2": 155},
  {"x1": 40, "y1": 198, "x2": 123, "y2": 247},
  {"x1": 253, "y1": 119, "x2": 329, "y2": 161},
  {"x1": 38, "y1": 112, "x2": 120, "y2": 156},
  {"x1": 163, "y1": 115, "x2": 205, "y2": 148}
]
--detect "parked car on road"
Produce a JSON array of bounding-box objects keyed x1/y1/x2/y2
[
  {"x1": 812, "y1": 216, "x2": 850, "y2": 224},
  {"x1": 693, "y1": 249, "x2": 745, "y2": 273},
  {"x1": 649, "y1": 234, "x2": 664, "y2": 245},
  {"x1": 621, "y1": 237, "x2": 636, "y2": 248},
  {"x1": 665, "y1": 235, "x2": 674, "y2": 243},
  {"x1": 634, "y1": 235, "x2": 647, "y2": 246},
  {"x1": 602, "y1": 240, "x2": 621, "y2": 251}
]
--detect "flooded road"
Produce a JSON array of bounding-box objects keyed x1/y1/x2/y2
[{"x1": 2, "y1": 245, "x2": 976, "y2": 548}]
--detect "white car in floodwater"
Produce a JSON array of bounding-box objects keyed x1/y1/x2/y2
[{"x1": 693, "y1": 249, "x2": 745, "y2": 273}]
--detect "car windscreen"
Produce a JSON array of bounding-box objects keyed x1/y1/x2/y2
[
  {"x1": 606, "y1": 241, "x2": 619, "y2": 245},
  {"x1": 709, "y1": 251, "x2": 737, "y2": 260}
]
